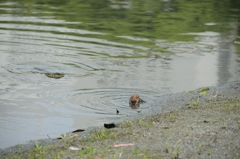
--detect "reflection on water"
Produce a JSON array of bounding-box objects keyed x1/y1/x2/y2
[{"x1": 0, "y1": 0, "x2": 240, "y2": 149}]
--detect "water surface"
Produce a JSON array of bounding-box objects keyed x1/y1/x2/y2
[{"x1": 0, "y1": 0, "x2": 240, "y2": 149}]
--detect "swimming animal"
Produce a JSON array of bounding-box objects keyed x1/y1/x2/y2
[{"x1": 129, "y1": 93, "x2": 144, "y2": 105}]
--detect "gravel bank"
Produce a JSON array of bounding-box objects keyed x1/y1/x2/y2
[{"x1": 1, "y1": 81, "x2": 240, "y2": 159}]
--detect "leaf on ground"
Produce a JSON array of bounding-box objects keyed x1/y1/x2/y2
[
  {"x1": 199, "y1": 87, "x2": 210, "y2": 92},
  {"x1": 104, "y1": 123, "x2": 116, "y2": 129},
  {"x1": 72, "y1": 129, "x2": 85, "y2": 133},
  {"x1": 69, "y1": 146, "x2": 81, "y2": 151},
  {"x1": 68, "y1": 134, "x2": 78, "y2": 139},
  {"x1": 114, "y1": 143, "x2": 134, "y2": 147},
  {"x1": 199, "y1": 87, "x2": 210, "y2": 95},
  {"x1": 200, "y1": 91, "x2": 207, "y2": 95}
]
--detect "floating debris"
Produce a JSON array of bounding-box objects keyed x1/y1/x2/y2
[
  {"x1": 116, "y1": 109, "x2": 119, "y2": 114},
  {"x1": 45, "y1": 72, "x2": 65, "y2": 79}
]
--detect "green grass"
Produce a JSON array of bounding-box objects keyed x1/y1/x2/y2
[
  {"x1": 84, "y1": 128, "x2": 117, "y2": 142},
  {"x1": 1, "y1": 98, "x2": 239, "y2": 159},
  {"x1": 188, "y1": 99, "x2": 200, "y2": 108},
  {"x1": 120, "y1": 120, "x2": 134, "y2": 128},
  {"x1": 78, "y1": 146, "x2": 96, "y2": 158}
]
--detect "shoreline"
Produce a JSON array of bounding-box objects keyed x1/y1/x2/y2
[{"x1": 1, "y1": 80, "x2": 240, "y2": 158}]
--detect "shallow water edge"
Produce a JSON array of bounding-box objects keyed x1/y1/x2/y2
[{"x1": 1, "y1": 80, "x2": 239, "y2": 154}]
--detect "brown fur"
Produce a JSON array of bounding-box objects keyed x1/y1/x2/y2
[{"x1": 129, "y1": 93, "x2": 144, "y2": 104}]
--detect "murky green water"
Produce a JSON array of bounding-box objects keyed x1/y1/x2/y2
[{"x1": 0, "y1": 0, "x2": 240, "y2": 149}]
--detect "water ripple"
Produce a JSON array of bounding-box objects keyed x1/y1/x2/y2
[{"x1": 54, "y1": 88, "x2": 157, "y2": 116}]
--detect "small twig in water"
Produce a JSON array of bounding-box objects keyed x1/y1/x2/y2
[{"x1": 47, "y1": 135, "x2": 51, "y2": 139}]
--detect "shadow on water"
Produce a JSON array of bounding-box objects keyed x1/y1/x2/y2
[{"x1": 0, "y1": 0, "x2": 240, "y2": 149}]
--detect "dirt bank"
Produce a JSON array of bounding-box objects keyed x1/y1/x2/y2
[{"x1": 1, "y1": 81, "x2": 240, "y2": 159}]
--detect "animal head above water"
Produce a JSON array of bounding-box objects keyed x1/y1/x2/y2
[{"x1": 129, "y1": 93, "x2": 145, "y2": 105}]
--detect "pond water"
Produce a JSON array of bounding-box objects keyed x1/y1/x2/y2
[{"x1": 0, "y1": 0, "x2": 240, "y2": 149}]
